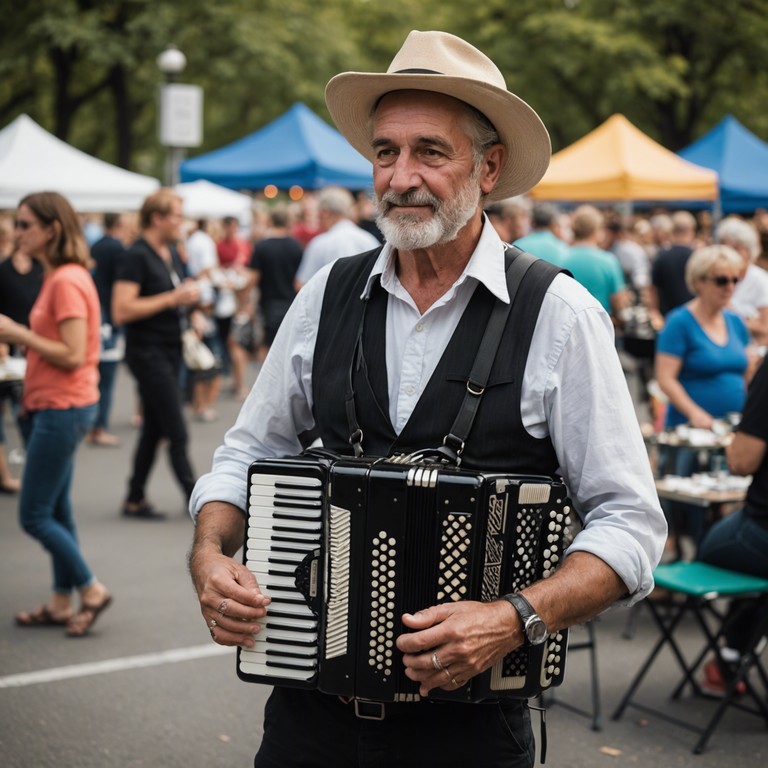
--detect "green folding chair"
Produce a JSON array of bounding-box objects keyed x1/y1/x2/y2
[{"x1": 612, "y1": 562, "x2": 768, "y2": 754}]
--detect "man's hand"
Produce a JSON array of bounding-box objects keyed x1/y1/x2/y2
[
  {"x1": 173, "y1": 279, "x2": 201, "y2": 308},
  {"x1": 189, "y1": 548, "x2": 270, "y2": 647},
  {"x1": 189, "y1": 501, "x2": 270, "y2": 648},
  {"x1": 396, "y1": 599, "x2": 521, "y2": 696}
]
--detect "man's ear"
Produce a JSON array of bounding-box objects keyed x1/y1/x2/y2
[{"x1": 479, "y1": 144, "x2": 507, "y2": 196}]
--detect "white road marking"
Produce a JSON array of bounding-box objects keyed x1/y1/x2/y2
[{"x1": 0, "y1": 644, "x2": 232, "y2": 689}]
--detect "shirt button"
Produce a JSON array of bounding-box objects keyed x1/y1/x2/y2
[
  {"x1": 415, "y1": 323, "x2": 424, "y2": 332},
  {"x1": 405, "y1": 384, "x2": 415, "y2": 395}
]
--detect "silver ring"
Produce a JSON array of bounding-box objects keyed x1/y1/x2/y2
[
  {"x1": 431, "y1": 651, "x2": 444, "y2": 671},
  {"x1": 217, "y1": 599, "x2": 228, "y2": 616},
  {"x1": 442, "y1": 668, "x2": 453, "y2": 682},
  {"x1": 208, "y1": 619, "x2": 217, "y2": 629},
  {"x1": 451, "y1": 677, "x2": 459, "y2": 687}
]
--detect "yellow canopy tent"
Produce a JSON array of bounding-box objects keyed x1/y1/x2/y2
[{"x1": 531, "y1": 114, "x2": 718, "y2": 202}]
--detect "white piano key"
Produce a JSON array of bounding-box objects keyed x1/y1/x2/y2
[
  {"x1": 247, "y1": 528, "x2": 319, "y2": 541},
  {"x1": 255, "y1": 626, "x2": 318, "y2": 644},
  {"x1": 245, "y1": 545, "x2": 308, "y2": 563},
  {"x1": 249, "y1": 487, "x2": 322, "y2": 501},
  {"x1": 250, "y1": 473, "x2": 322, "y2": 488},
  {"x1": 246, "y1": 583, "x2": 307, "y2": 603},
  {"x1": 263, "y1": 603, "x2": 316, "y2": 620},
  {"x1": 252, "y1": 571, "x2": 300, "y2": 590},
  {"x1": 247, "y1": 517, "x2": 321, "y2": 532},
  {"x1": 239, "y1": 659, "x2": 316, "y2": 680},
  {"x1": 249, "y1": 507, "x2": 321, "y2": 522},
  {"x1": 241, "y1": 643, "x2": 317, "y2": 661},
  {"x1": 259, "y1": 615, "x2": 318, "y2": 632}
]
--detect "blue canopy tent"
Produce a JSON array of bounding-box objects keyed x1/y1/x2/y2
[
  {"x1": 180, "y1": 102, "x2": 372, "y2": 191},
  {"x1": 678, "y1": 115, "x2": 768, "y2": 213}
]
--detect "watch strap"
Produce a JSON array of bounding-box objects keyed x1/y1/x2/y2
[{"x1": 501, "y1": 592, "x2": 536, "y2": 627}]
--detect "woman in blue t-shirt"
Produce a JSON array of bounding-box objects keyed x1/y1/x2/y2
[
  {"x1": 655, "y1": 244, "x2": 751, "y2": 550},
  {"x1": 656, "y1": 244, "x2": 750, "y2": 430}
]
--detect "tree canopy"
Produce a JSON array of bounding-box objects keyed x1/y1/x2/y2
[{"x1": 4, "y1": 0, "x2": 768, "y2": 179}]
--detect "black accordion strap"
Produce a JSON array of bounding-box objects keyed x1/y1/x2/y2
[
  {"x1": 346, "y1": 297, "x2": 368, "y2": 457},
  {"x1": 438, "y1": 246, "x2": 537, "y2": 464}
]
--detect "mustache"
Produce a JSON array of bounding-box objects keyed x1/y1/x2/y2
[{"x1": 377, "y1": 189, "x2": 441, "y2": 214}]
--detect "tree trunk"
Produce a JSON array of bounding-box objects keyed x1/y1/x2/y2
[
  {"x1": 110, "y1": 64, "x2": 132, "y2": 169},
  {"x1": 51, "y1": 46, "x2": 75, "y2": 141}
]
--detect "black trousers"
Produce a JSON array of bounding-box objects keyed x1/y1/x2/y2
[
  {"x1": 253, "y1": 688, "x2": 535, "y2": 768},
  {"x1": 125, "y1": 344, "x2": 196, "y2": 504}
]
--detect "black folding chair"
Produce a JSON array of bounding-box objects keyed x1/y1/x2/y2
[{"x1": 539, "y1": 620, "x2": 602, "y2": 731}]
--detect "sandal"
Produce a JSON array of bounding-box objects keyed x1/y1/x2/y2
[
  {"x1": 15, "y1": 605, "x2": 72, "y2": 627},
  {"x1": 66, "y1": 595, "x2": 113, "y2": 637}
]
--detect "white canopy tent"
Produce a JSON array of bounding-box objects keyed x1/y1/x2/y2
[
  {"x1": 175, "y1": 179, "x2": 253, "y2": 225},
  {"x1": 0, "y1": 114, "x2": 160, "y2": 212}
]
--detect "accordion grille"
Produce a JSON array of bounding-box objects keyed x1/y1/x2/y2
[
  {"x1": 437, "y1": 513, "x2": 472, "y2": 601},
  {"x1": 325, "y1": 505, "x2": 351, "y2": 659},
  {"x1": 518, "y1": 483, "x2": 551, "y2": 505}
]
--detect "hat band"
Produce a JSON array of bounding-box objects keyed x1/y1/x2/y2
[{"x1": 393, "y1": 68, "x2": 442, "y2": 74}]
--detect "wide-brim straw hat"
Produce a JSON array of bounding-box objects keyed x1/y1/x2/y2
[{"x1": 325, "y1": 30, "x2": 551, "y2": 202}]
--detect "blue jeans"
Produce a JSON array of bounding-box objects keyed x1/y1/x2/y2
[
  {"x1": 94, "y1": 360, "x2": 119, "y2": 431},
  {"x1": 18, "y1": 405, "x2": 97, "y2": 595}
]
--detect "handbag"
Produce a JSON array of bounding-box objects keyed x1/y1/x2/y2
[{"x1": 182, "y1": 329, "x2": 216, "y2": 371}]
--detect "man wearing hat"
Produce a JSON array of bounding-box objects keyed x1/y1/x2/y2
[{"x1": 188, "y1": 31, "x2": 665, "y2": 767}]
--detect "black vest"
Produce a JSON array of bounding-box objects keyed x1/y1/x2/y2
[{"x1": 312, "y1": 248, "x2": 562, "y2": 475}]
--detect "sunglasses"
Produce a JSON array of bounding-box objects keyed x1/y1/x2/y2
[
  {"x1": 14, "y1": 219, "x2": 33, "y2": 231},
  {"x1": 706, "y1": 275, "x2": 739, "y2": 287}
]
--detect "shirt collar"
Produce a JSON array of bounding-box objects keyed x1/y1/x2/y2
[{"x1": 360, "y1": 215, "x2": 510, "y2": 303}]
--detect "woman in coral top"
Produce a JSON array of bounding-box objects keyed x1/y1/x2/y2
[{"x1": 0, "y1": 192, "x2": 112, "y2": 637}]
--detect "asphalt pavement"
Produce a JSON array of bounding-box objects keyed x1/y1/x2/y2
[{"x1": 0, "y1": 362, "x2": 766, "y2": 767}]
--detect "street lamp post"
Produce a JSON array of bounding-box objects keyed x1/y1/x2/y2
[{"x1": 157, "y1": 45, "x2": 202, "y2": 187}]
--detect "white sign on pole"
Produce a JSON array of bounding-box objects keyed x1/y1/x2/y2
[{"x1": 159, "y1": 84, "x2": 203, "y2": 147}]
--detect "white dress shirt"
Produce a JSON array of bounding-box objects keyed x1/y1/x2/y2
[
  {"x1": 190, "y1": 218, "x2": 666, "y2": 605},
  {"x1": 294, "y1": 218, "x2": 381, "y2": 285}
]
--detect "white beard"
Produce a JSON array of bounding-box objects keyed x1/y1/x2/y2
[{"x1": 375, "y1": 172, "x2": 482, "y2": 251}]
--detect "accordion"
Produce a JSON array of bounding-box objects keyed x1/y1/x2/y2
[{"x1": 237, "y1": 452, "x2": 572, "y2": 702}]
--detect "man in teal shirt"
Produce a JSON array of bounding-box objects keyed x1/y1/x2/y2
[
  {"x1": 562, "y1": 205, "x2": 629, "y2": 318},
  {"x1": 514, "y1": 202, "x2": 570, "y2": 267}
]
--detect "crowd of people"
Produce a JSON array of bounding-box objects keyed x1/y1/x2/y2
[
  {"x1": 0, "y1": 183, "x2": 386, "y2": 633},
  {"x1": 0, "y1": 29, "x2": 766, "y2": 764}
]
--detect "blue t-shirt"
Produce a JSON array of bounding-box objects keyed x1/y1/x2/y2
[{"x1": 656, "y1": 306, "x2": 750, "y2": 427}]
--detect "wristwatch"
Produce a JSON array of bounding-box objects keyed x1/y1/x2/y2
[{"x1": 501, "y1": 593, "x2": 549, "y2": 645}]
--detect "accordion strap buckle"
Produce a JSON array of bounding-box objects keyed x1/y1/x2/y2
[
  {"x1": 442, "y1": 433, "x2": 465, "y2": 458},
  {"x1": 354, "y1": 699, "x2": 386, "y2": 721},
  {"x1": 466, "y1": 379, "x2": 484, "y2": 396}
]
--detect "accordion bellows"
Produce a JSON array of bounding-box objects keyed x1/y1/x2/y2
[{"x1": 237, "y1": 453, "x2": 571, "y2": 702}]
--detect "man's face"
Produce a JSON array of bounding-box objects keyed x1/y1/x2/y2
[
  {"x1": 371, "y1": 91, "x2": 490, "y2": 251},
  {"x1": 156, "y1": 201, "x2": 184, "y2": 243}
]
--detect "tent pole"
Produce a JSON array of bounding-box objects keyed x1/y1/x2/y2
[{"x1": 713, "y1": 196, "x2": 722, "y2": 224}]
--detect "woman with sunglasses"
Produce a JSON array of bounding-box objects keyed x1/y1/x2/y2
[
  {"x1": 0, "y1": 191, "x2": 112, "y2": 637},
  {"x1": 654, "y1": 244, "x2": 752, "y2": 554},
  {"x1": 655, "y1": 244, "x2": 751, "y2": 432}
]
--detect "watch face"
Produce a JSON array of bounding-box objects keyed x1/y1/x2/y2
[{"x1": 526, "y1": 617, "x2": 549, "y2": 645}]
